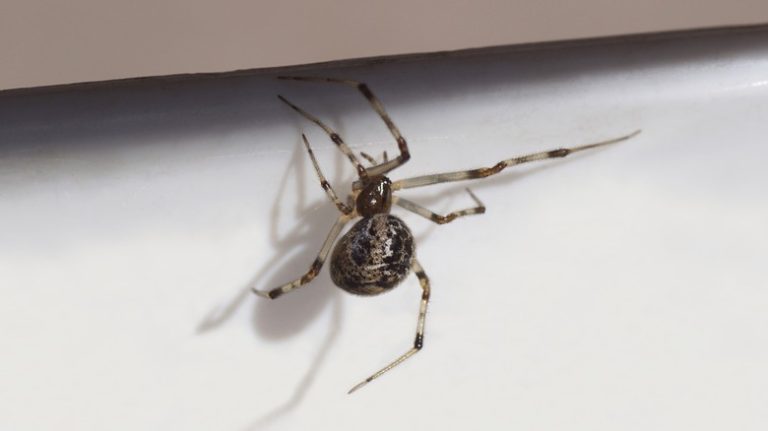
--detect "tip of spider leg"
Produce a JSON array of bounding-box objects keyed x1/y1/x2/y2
[
  {"x1": 571, "y1": 129, "x2": 643, "y2": 154},
  {"x1": 347, "y1": 379, "x2": 371, "y2": 395},
  {"x1": 252, "y1": 288, "x2": 273, "y2": 299},
  {"x1": 608, "y1": 129, "x2": 642, "y2": 144}
]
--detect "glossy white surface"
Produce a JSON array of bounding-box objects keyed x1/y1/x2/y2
[{"x1": 2, "y1": 30, "x2": 767, "y2": 430}]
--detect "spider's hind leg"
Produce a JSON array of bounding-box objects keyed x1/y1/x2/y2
[
  {"x1": 348, "y1": 259, "x2": 431, "y2": 394},
  {"x1": 253, "y1": 214, "x2": 352, "y2": 299}
]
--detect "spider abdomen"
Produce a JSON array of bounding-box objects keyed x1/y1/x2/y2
[{"x1": 330, "y1": 214, "x2": 415, "y2": 296}]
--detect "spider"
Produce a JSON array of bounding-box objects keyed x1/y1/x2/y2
[{"x1": 253, "y1": 76, "x2": 640, "y2": 393}]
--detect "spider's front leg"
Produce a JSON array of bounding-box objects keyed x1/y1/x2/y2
[
  {"x1": 392, "y1": 130, "x2": 641, "y2": 190},
  {"x1": 278, "y1": 76, "x2": 411, "y2": 178},
  {"x1": 301, "y1": 134, "x2": 354, "y2": 215},
  {"x1": 278, "y1": 95, "x2": 369, "y2": 179}
]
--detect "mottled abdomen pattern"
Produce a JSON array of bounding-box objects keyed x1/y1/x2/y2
[{"x1": 330, "y1": 214, "x2": 415, "y2": 296}]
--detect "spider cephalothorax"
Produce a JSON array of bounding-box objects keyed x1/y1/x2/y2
[
  {"x1": 254, "y1": 75, "x2": 640, "y2": 393},
  {"x1": 355, "y1": 175, "x2": 393, "y2": 217}
]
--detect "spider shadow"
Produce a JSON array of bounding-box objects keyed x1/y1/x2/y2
[
  {"x1": 197, "y1": 115, "x2": 359, "y2": 425},
  {"x1": 196, "y1": 132, "x2": 344, "y2": 338},
  {"x1": 242, "y1": 292, "x2": 342, "y2": 431}
]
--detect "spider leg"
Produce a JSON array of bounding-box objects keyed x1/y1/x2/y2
[
  {"x1": 359, "y1": 151, "x2": 377, "y2": 166},
  {"x1": 278, "y1": 95, "x2": 369, "y2": 179},
  {"x1": 302, "y1": 134, "x2": 353, "y2": 214},
  {"x1": 360, "y1": 150, "x2": 390, "y2": 167},
  {"x1": 348, "y1": 259, "x2": 431, "y2": 394},
  {"x1": 394, "y1": 188, "x2": 486, "y2": 224},
  {"x1": 278, "y1": 76, "x2": 410, "y2": 178},
  {"x1": 392, "y1": 130, "x2": 641, "y2": 190},
  {"x1": 253, "y1": 214, "x2": 352, "y2": 299}
]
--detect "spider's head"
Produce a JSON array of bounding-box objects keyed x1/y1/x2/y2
[{"x1": 356, "y1": 176, "x2": 392, "y2": 217}]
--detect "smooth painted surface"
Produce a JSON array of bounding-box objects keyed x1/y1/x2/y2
[
  {"x1": 1, "y1": 29, "x2": 767, "y2": 430},
  {"x1": 3, "y1": 1, "x2": 768, "y2": 89}
]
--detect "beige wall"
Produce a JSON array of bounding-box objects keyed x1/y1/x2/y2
[{"x1": 2, "y1": 0, "x2": 768, "y2": 90}]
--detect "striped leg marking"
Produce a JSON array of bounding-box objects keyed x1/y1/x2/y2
[
  {"x1": 348, "y1": 259, "x2": 431, "y2": 394},
  {"x1": 360, "y1": 150, "x2": 389, "y2": 167},
  {"x1": 392, "y1": 130, "x2": 641, "y2": 190},
  {"x1": 302, "y1": 134, "x2": 353, "y2": 214},
  {"x1": 395, "y1": 188, "x2": 486, "y2": 225},
  {"x1": 278, "y1": 94, "x2": 369, "y2": 179},
  {"x1": 278, "y1": 76, "x2": 410, "y2": 179},
  {"x1": 253, "y1": 214, "x2": 351, "y2": 299}
]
